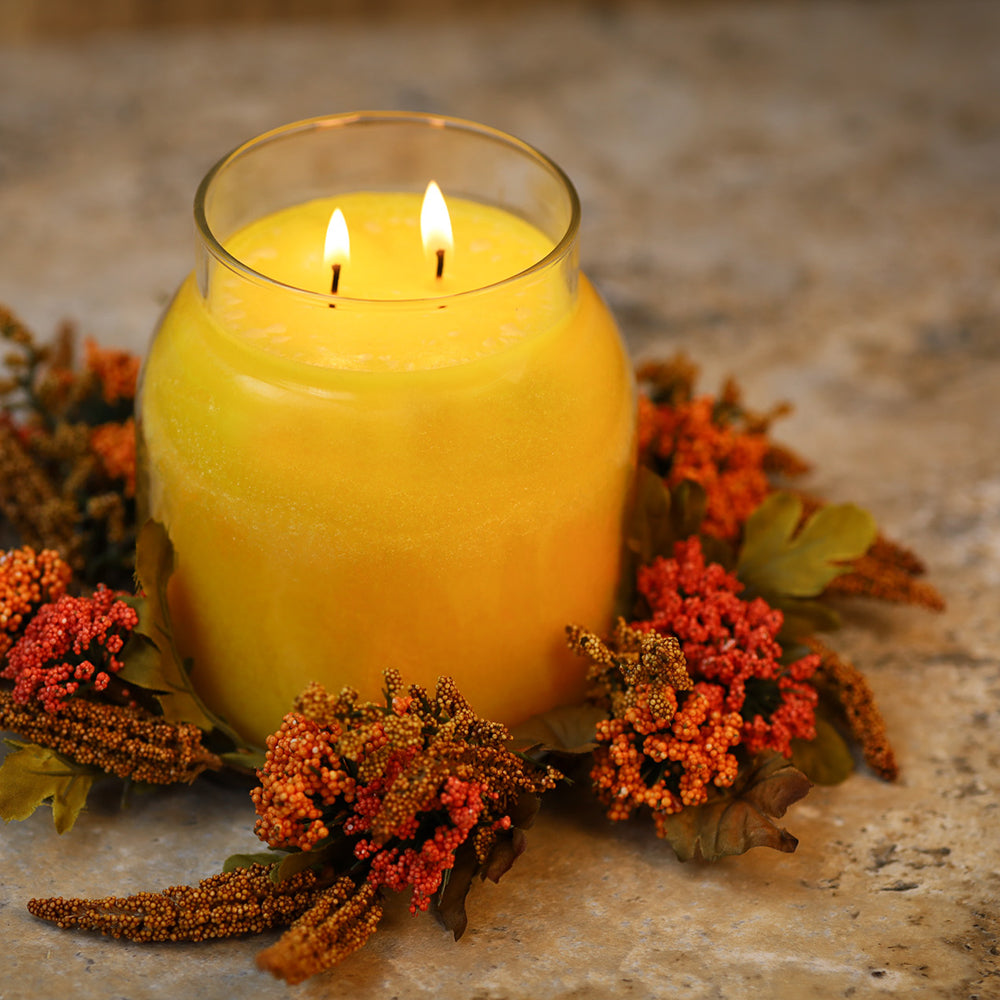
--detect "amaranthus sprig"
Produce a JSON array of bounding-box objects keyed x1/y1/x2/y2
[{"x1": 28, "y1": 864, "x2": 324, "y2": 942}]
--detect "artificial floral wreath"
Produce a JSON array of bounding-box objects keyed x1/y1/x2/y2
[{"x1": 0, "y1": 306, "x2": 943, "y2": 984}]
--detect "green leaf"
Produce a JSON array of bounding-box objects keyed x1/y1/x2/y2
[
  {"x1": 738, "y1": 493, "x2": 877, "y2": 599},
  {"x1": 223, "y1": 851, "x2": 285, "y2": 873},
  {"x1": 0, "y1": 740, "x2": 96, "y2": 834},
  {"x1": 656, "y1": 752, "x2": 811, "y2": 862},
  {"x1": 508, "y1": 704, "x2": 607, "y2": 756},
  {"x1": 791, "y1": 716, "x2": 855, "y2": 786}
]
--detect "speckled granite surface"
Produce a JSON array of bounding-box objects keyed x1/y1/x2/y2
[{"x1": 1, "y1": 2, "x2": 998, "y2": 998}]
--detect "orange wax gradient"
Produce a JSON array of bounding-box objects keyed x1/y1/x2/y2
[{"x1": 139, "y1": 192, "x2": 635, "y2": 745}]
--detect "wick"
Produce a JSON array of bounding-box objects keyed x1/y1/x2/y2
[
  {"x1": 328, "y1": 263, "x2": 341, "y2": 309},
  {"x1": 435, "y1": 248, "x2": 445, "y2": 279}
]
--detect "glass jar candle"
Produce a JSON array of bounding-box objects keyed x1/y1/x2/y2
[{"x1": 139, "y1": 112, "x2": 635, "y2": 745}]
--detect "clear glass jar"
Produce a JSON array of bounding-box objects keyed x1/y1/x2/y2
[{"x1": 139, "y1": 112, "x2": 635, "y2": 745}]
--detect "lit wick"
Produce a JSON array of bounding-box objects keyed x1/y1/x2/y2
[
  {"x1": 421, "y1": 180, "x2": 453, "y2": 283},
  {"x1": 324, "y1": 208, "x2": 349, "y2": 309}
]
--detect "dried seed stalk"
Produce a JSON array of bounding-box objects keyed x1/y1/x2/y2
[
  {"x1": 0, "y1": 689, "x2": 222, "y2": 784},
  {"x1": 28, "y1": 864, "x2": 322, "y2": 942}
]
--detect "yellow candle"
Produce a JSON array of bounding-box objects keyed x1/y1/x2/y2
[{"x1": 138, "y1": 115, "x2": 635, "y2": 745}]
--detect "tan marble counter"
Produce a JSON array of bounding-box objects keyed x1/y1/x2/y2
[{"x1": 1, "y1": 2, "x2": 998, "y2": 997}]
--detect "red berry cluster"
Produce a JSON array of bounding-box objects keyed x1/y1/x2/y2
[
  {"x1": 1, "y1": 584, "x2": 138, "y2": 714},
  {"x1": 358, "y1": 774, "x2": 489, "y2": 913},
  {"x1": 635, "y1": 536, "x2": 819, "y2": 757}
]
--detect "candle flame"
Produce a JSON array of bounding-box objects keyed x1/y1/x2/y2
[
  {"x1": 324, "y1": 208, "x2": 350, "y2": 266},
  {"x1": 420, "y1": 181, "x2": 453, "y2": 259}
]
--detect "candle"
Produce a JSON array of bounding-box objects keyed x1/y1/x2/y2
[{"x1": 139, "y1": 114, "x2": 635, "y2": 745}]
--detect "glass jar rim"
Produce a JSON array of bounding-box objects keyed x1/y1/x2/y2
[{"x1": 193, "y1": 111, "x2": 582, "y2": 307}]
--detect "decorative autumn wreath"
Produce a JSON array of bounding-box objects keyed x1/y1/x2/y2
[{"x1": 0, "y1": 308, "x2": 943, "y2": 983}]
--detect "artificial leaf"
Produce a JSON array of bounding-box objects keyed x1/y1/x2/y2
[
  {"x1": 223, "y1": 852, "x2": 286, "y2": 873},
  {"x1": 670, "y1": 478, "x2": 708, "y2": 542},
  {"x1": 738, "y1": 493, "x2": 877, "y2": 599},
  {"x1": 434, "y1": 790, "x2": 542, "y2": 938},
  {"x1": 116, "y1": 627, "x2": 170, "y2": 692},
  {"x1": 767, "y1": 594, "x2": 843, "y2": 641},
  {"x1": 435, "y1": 840, "x2": 479, "y2": 940},
  {"x1": 134, "y1": 519, "x2": 175, "y2": 637},
  {"x1": 275, "y1": 849, "x2": 327, "y2": 882},
  {"x1": 625, "y1": 466, "x2": 676, "y2": 567},
  {"x1": 480, "y1": 828, "x2": 527, "y2": 885},
  {"x1": 790, "y1": 716, "x2": 855, "y2": 786},
  {"x1": 508, "y1": 704, "x2": 607, "y2": 756},
  {"x1": 480, "y1": 789, "x2": 542, "y2": 883},
  {"x1": 51, "y1": 767, "x2": 94, "y2": 834},
  {"x1": 617, "y1": 471, "x2": 714, "y2": 616},
  {"x1": 129, "y1": 520, "x2": 216, "y2": 732},
  {"x1": 656, "y1": 752, "x2": 811, "y2": 862},
  {"x1": 0, "y1": 740, "x2": 96, "y2": 834},
  {"x1": 507, "y1": 790, "x2": 542, "y2": 832},
  {"x1": 220, "y1": 748, "x2": 268, "y2": 772},
  {"x1": 624, "y1": 471, "x2": 709, "y2": 568}
]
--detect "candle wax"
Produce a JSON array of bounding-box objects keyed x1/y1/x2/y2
[{"x1": 140, "y1": 192, "x2": 635, "y2": 745}]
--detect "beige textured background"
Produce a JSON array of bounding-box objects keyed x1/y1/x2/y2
[{"x1": 0, "y1": 2, "x2": 998, "y2": 998}]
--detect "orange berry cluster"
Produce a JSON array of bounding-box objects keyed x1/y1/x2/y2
[
  {"x1": 578, "y1": 625, "x2": 744, "y2": 821},
  {"x1": 83, "y1": 337, "x2": 140, "y2": 406},
  {"x1": 251, "y1": 712, "x2": 355, "y2": 852},
  {"x1": 89, "y1": 417, "x2": 136, "y2": 498},
  {"x1": 637, "y1": 393, "x2": 770, "y2": 541},
  {"x1": 252, "y1": 674, "x2": 558, "y2": 918},
  {"x1": 0, "y1": 546, "x2": 72, "y2": 658}
]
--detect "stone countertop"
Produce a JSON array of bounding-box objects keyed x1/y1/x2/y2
[{"x1": 1, "y1": 2, "x2": 998, "y2": 998}]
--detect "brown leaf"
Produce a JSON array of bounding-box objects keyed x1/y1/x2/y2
[
  {"x1": 507, "y1": 704, "x2": 606, "y2": 757},
  {"x1": 656, "y1": 753, "x2": 811, "y2": 862},
  {"x1": 126, "y1": 521, "x2": 220, "y2": 734},
  {"x1": 480, "y1": 828, "x2": 527, "y2": 885},
  {"x1": 434, "y1": 791, "x2": 541, "y2": 938},
  {"x1": 434, "y1": 840, "x2": 480, "y2": 941}
]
